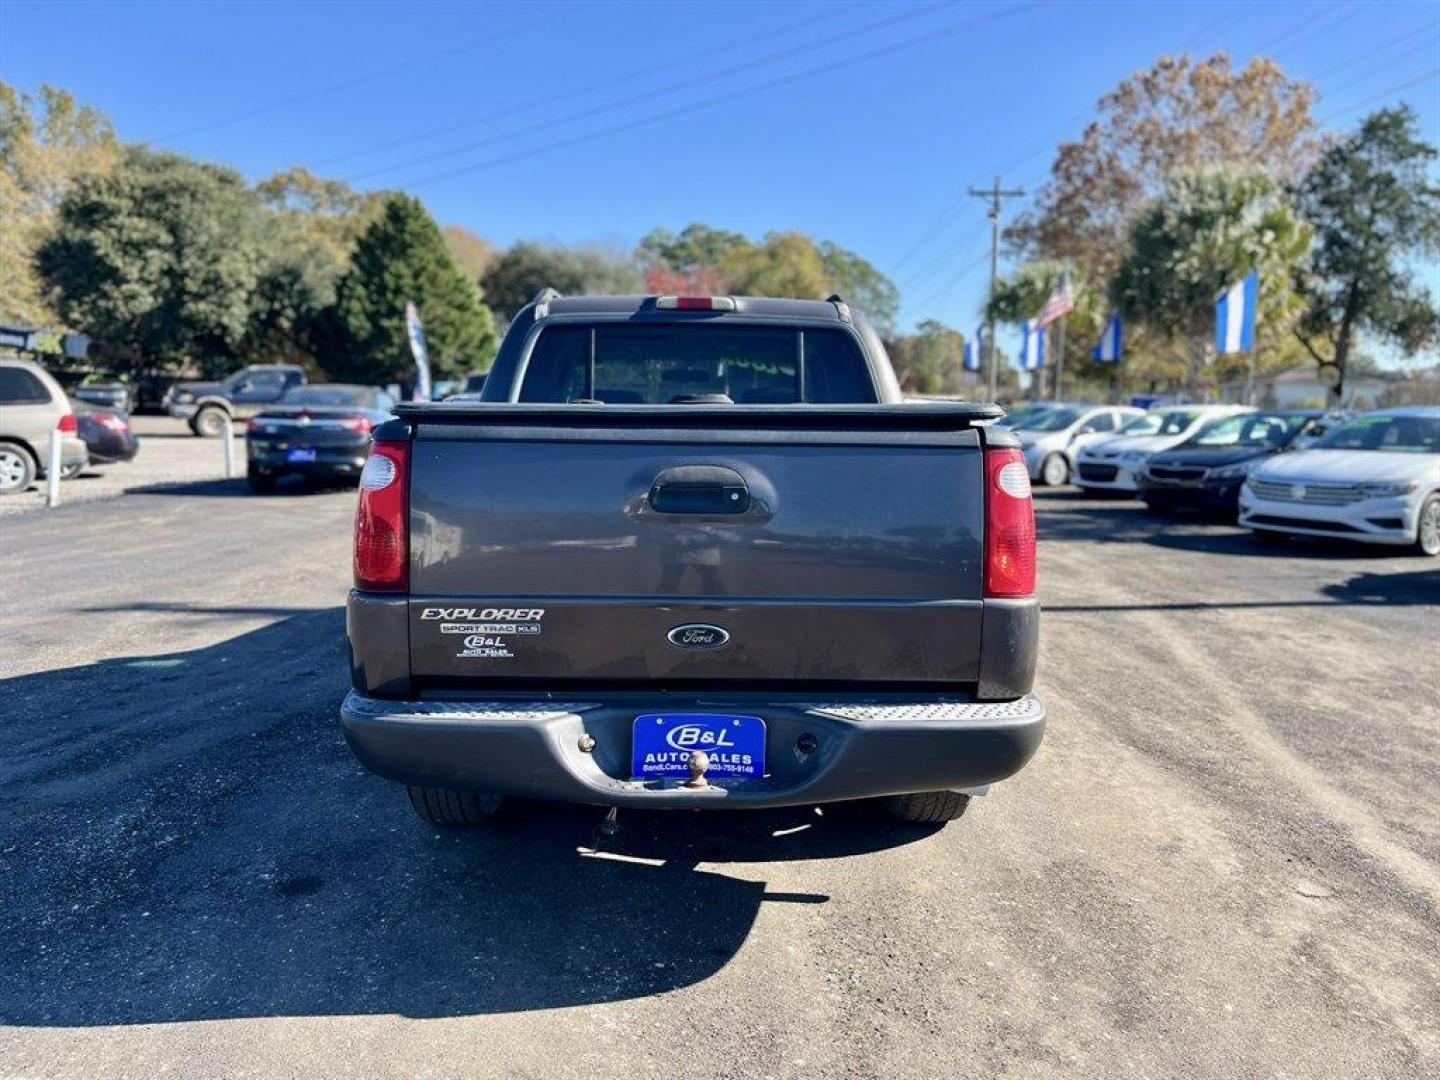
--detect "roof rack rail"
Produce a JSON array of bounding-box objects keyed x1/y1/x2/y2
[
  {"x1": 530, "y1": 287, "x2": 562, "y2": 319},
  {"x1": 825, "y1": 293, "x2": 852, "y2": 324}
]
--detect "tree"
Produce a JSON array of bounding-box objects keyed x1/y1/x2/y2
[
  {"x1": 441, "y1": 224, "x2": 496, "y2": 282},
  {"x1": 0, "y1": 82, "x2": 118, "y2": 326},
  {"x1": 1293, "y1": 107, "x2": 1440, "y2": 401},
  {"x1": 637, "y1": 223, "x2": 900, "y2": 329},
  {"x1": 886, "y1": 319, "x2": 969, "y2": 394},
  {"x1": 987, "y1": 262, "x2": 1118, "y2": 395},
  {"x1": 35, "y1": 147, "x2": 268, "y2": 375},
  {"x1": 331, "y1": 194, "x2": 497, "y2": 384},
  {"x1": 1009, "y1": 54, "x2": 1317, "y2": 284},
  {"x1": 1111, "y1": 169, "x2": 1311, "y2": 392},
  {"x1": 480, "y1": 242, "x2": 644, "y2": 324}
]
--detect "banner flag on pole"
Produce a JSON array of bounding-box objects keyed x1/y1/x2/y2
[
  {"x1": 1036, "y1": 270, "x2": 1075, "y2": 329},
  {"x1": 405, "y1": 300, "x2": 431, "y2": 402},
  {"x1": 1093, "y1": 312, "x2": 1123, "y2": 363},
  {"x1": 1020, "y1": 319, "x2": 1045, "y2": 371},
  {"x1": 1215, "y1": 272, "x2": 1258, "y2": 356},
  {"x1": 963, "y1": 329, "x2": 982, "y2": 372}
]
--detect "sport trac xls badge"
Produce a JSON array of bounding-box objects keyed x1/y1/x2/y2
[
  {"x1": 421, "y1": 607, "x2": 545, "y2": 660},
  {"x1": 667, "y1": 624, "x2": 730, "y2": 650}
]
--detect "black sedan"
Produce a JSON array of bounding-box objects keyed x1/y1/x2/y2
[
  {"x1": 66, "y1": 398, "x2": 140, "y2": 476},
  {"x1": 244, "y1": 384, "x2": 397, "y2": 493},
  {"x1": 1139, "y1": 410, "x2": 1343, "y2": 516}
]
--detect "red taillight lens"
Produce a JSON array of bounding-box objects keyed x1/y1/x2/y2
[
  {"x1": 57, "y1": 413, "x2": 78, "y2": 435},
  {"x1": 354, "y1": 440, "x2": 409, "y2": 592},
  {"x1": 99, "y1": 415, "x2": 128, "y2": 433},
  {"x1": 343, "y1": 416, "x2": 373, "y2": 434},
  {"x1": 655, "y1": 296, "x2": 738, "y2": 311},
  {"x1": 984, "y1": 447, "x2": 1037, "y2": 598},
  {"x1": 246, "y1": 418, "x2": 263, "y2": 434}
]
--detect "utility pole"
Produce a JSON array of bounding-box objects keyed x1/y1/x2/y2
[{"x1": 969, "y1": 175, "x2": 1026, "y2": 402}]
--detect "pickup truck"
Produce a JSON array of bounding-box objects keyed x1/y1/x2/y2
[
  {"x1": 164, "y1": 364, "x2": 307, "y2": 437},
  {"x1": 342, "y1": 292, "x2": 1044, "y2": 828}
]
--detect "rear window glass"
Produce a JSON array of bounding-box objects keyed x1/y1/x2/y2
[
  {"x1": 517, "y1": 324, "x2": 876, "y2": 404},
  {"x1": 280, "y1": 386, "x2": 373, "y2": 407}
]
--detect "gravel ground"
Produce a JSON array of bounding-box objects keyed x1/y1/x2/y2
[
  {"x1": 1, "y1": 483, "x2": 1437, "y2": 1079},
  {"x1": 1, "y1": 416, "x2": 243, "y2": 516}
]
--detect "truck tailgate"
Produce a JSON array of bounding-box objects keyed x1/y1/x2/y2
[{"x1": 405, "y1": 408, "x2": 988, "y2": 688}]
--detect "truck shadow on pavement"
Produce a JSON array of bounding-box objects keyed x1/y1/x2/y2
[{"x1": 1, "y1": 608, "x2": 936, "y2": 1027}]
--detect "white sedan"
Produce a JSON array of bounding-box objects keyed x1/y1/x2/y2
[
  {"x1": 1239, "y1": 406, "x2": 1440, "y2": 555},
  {"x1": 1012, "y1": 404, "x2": 1145, "y2": 486},
  {"x1": 1074, "y1": 405, "x2": 1254, "y2": 494}
]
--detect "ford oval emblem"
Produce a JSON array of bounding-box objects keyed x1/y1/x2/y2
[{"x1": 667, "y1": 624, "x2": 730, "y2": 650}]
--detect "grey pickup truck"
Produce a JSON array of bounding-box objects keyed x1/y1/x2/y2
[{"x1": 342, "y1": 292, "x2": 1043, "y2": 827}]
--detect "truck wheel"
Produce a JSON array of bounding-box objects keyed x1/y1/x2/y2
[
  {"x1": 1040, "y1": 453, "x2": 1069, "y2": 487},
  {"x1": 247, "y1": 467, "x2": 277, "y2": 494},
  {"x1": 406, "y1": 785, "x2": 503, "y2": 825},
  {"x1": 193, "y1": 405, "x2": 228, "y2": 438},
  {"x1": 1414, "y1": 493, "x2": 1439, "y2": 557},
  {"x1": 881, "y1": 790, "x2": 971, "y2": 823},
  {"x1": 0, "y1": 443, "x2": 36, "y2": 495}
]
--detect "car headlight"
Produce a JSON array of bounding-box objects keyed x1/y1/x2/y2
[
  {"x1": 1358, "y1": 480, "x2": 1418, "y2": 497},
  {"x1": 1211, "y1": 461, "x2": 1254, "y2": 480},
  {"x1": 1121, "y1": 451, "x2": 1145, "y2": 464}
]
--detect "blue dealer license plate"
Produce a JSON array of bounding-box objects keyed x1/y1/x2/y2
[
  {"x1": 631, "y1": 713, "x2": 765, "y2": 780},
  {"x1": 287, "y1": 447, "x2": 318, "y2": 463}
]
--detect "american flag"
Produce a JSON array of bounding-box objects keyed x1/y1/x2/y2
[{"x1": 1036, "y1": 271, "x2": 1075, "y2": 329}]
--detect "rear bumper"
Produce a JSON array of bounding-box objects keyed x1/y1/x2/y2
[
  {"x1": 248, "y1": 441, "x2": 367, "y2": 477},
  {"x1": 340, "y1": 689, "x2": 1045, "y2": 809}
]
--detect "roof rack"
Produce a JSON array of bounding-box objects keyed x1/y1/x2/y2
[
  {"x1": 825, "y1": 293, "x2": 852, "y2": 324},
  {"x1": 530, "y1": 287, "x2": 561, "y2": 319}
]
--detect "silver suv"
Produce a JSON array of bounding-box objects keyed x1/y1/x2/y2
[{"x1": 0, "y1": 357, "x2": 89, "y2": 495}]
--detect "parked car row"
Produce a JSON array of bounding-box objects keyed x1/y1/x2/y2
[
  {"x1": 1000, "y1": 401, "x2": 1440, "y2": 556},
  {"x1": 0, "y1": 357, "x2": 107, "y2": 495}
]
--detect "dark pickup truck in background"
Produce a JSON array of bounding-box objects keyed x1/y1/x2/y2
[{"x1": 342, "y1": 293, "x2": 1043, "y2": 827}]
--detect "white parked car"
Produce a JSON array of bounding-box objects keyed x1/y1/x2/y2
[
  {"x1": 1012, "y1": 404, "x2": 1145, "y2": 486},
  {"x1": 1239, "y1": 406, "x2": 1440, "y2": 556},
  {"x1": 1074, "y1": 404, "x2": 1254, "y2": 494}
]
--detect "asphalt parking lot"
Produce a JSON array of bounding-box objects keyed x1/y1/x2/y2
[{"x1": 1, "y1": 474, "x2": 1437, "y2": 1078}]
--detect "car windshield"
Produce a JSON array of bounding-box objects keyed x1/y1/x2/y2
[
  {"x1": 1314, "y1": 413, "x2": 1440, "y2": 453},
  {"x1": 518, "y1": 324, "x2": 876, "y2": 404},
  {"x1": 1018, "y1": 407, "x2": 1083, "y2": 432},
  {"x1": 1119, "y1": 410, "x2": 1198, "y2": 436},
  {"x1": 1001, "y1": 404, "x2": 1050, "y2": 427},
  {"x1": 280, "y1": 386, "x2": 371, "y2": 407},
  {"x1": 1190, "y1": 413, "x2": 1302, "y2": 448}
]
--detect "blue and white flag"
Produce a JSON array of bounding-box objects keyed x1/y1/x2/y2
[
  {"x1": 1093, "y1": 312, "x2": 1123, "y2": 363},
  {"x1": 1019, "y1": 319, "x2": 1045, "y2": 371},
  {"x1": 405, "y1": 300, "x2": 431, "y2": 401},
  {"x1": 963, "y1": 329, "x2": 982, "y2": 372},
  {"x1": 1215, "y1": 272, "x2": 1258, "y2": 355}
]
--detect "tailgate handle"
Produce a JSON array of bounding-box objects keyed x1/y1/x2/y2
[{"x1": 648, "y1": 465, "x2": 751, "y2": 515}]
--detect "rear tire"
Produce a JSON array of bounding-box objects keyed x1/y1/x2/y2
[
  {"x1": 193, "y1": 405, "x2": 228, "y2": 438},
  {"x1": 0, "y1": 443, "x2": 36, "y2": 495},
  {"x1": 406, "y1": 785, "x2": 504, "y2": 825},
  {"x1": 1040, "y1": 453, "x2": 1069, "y2": 487},
  {"x1": 881, "y1": 790, "x2": 971, "y2": 823}
]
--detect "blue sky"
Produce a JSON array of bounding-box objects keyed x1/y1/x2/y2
[{"x1": 3, "y1": 0, "x2": 1437, "y2": 352}]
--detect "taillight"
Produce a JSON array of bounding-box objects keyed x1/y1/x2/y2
[
  {"x1": 57, "y1": 413, "x2": 78, "y2": 435},
  {"x1": 984, "y1": 447, "x2": 1036, "y2": 598},
  {"x1": 655, "y1": 296, "x2": 737, "y2": 311},
  {"x1": 343, "y1": 416, "x2": 373, "y2": 434},
  {"x1": 354, "y1": 440, "x2": 409, "y2": 591},
  {"x1": 246, "y1": 418, "x2": 264, "y2": 434},
  {"x1": 99, "y1": 415, "x2": 129, "y2": 433}
]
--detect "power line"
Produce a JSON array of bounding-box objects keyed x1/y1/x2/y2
[
  {"x1": 310, "y1": 2, "x2": 876, "y2": 172},
  {"x1": 1318, "y1": 67, "x2": 1440, "y2": 123},
  {"x1": 157, "y1": 10, "x2": 545, "y2": 142},
  {"x1": 343, "y1": 1, "x2": 949, "y2": 184},
  {"x1": 1322, "y1": 38, "x2": 1439, "y2": 99},
  {"x1": 383, "y1": 3, "x2": 1034, "y2": 193},
  {"x1": 969, "y1": 177, "x2": 1027, "y2": 401}
]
